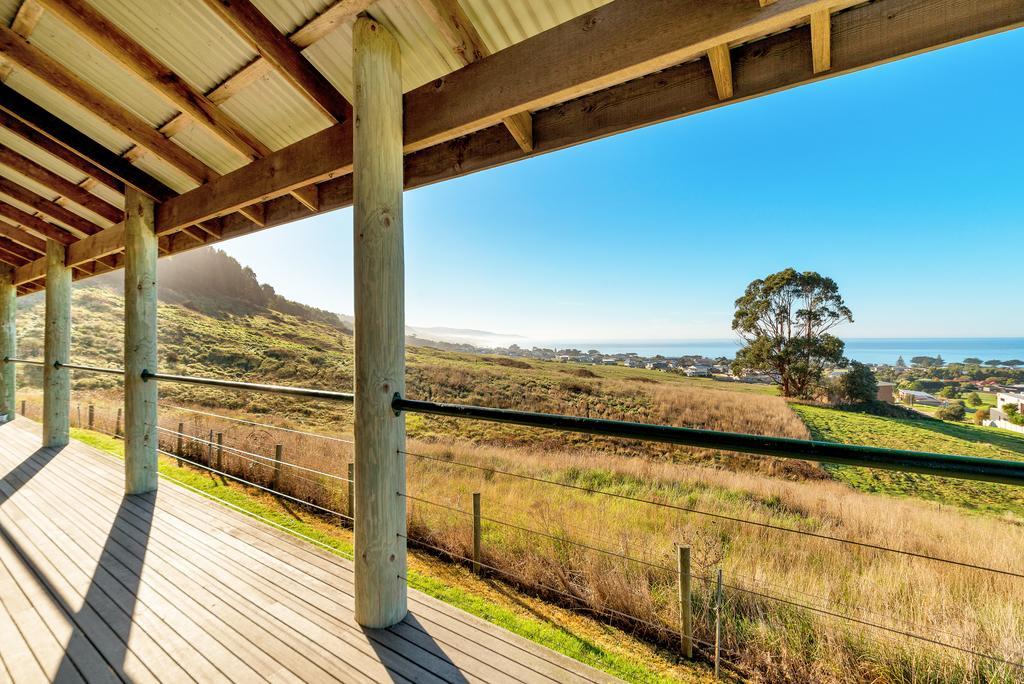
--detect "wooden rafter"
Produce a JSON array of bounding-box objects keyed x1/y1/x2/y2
[
  {"x1": 414, "y1": 0, "x2": 534, "y2": 152},
  {"x1": 0, "y1": 177, "x2": 102, "y2": 235},
  {"x1": 34, "y1": 0, "x2": 271, "y2": 162},
  {"x1": 200, "y1": 0, "x2": 351, "y2": 122},
  {"x1": 811, "y1": 8, "x2": 832, "y2": 73},
  {"x1": 0, "y1": 218, "x2": 46, "y2": 253},
  {"x1": 0, "y1": 85, "x2": 169, "y2": 200},
  {"x1": 0, "y1": 144, "x2": 122, "y2": 222},
  {"x1": 0, "y1": 110, "x2": 124, "y2": 194},
  {"x1": 0, "y1": 201, "x2": 77, "y2": 243},
  {"x1": 0, "y1": 26, "x2": 216, "y2": 184},
  {"x1": 707, "y1": 43, "x2": 733, "y2": 100}
]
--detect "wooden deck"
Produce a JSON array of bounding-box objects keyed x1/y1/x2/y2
[{"x1": 0, "y1": 419, "x2": 619, "y2": 684}]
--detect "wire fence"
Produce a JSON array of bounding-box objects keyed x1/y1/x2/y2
[{"x1": 15, "y1": 393, "x2": 1024, "y2": 680}]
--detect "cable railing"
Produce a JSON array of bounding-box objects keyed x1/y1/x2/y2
[{"x1": 7, "y1": 357, "x2": 1024, "y2": 678}]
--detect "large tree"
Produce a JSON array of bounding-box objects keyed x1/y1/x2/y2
[{"x1": 731, "y1": 268, "x2": 852, "y2": 398}]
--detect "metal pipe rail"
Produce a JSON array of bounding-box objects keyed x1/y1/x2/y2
[
  {"x1": 141, "y1": 370, "x2": 355, "y2": 402},
  {"x1": 2, "y1": 357, "x2": 45, "y2": 367},
  {"x1": 7, "y1": 355, "x2": 1022, "y2": 487},
  {"x1": 391, "y1": 396, "x2": 1024, "y2": 487}
]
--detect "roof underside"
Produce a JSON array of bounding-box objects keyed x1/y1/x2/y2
[{"x1": 0, "y1": 0, "x2": 1021, "y2": 295}]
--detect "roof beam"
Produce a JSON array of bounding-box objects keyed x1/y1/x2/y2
[
  {"x1": 811, "y1": 8, "x2": 832, "y2": 73},
  {"x1": 0, "y1": 110, "x2": 125, "y2": 194},
  {"x1": 0, "y1": 84, "x2": 170, "y2": 200},
  {"x1": 34, "y1": 0, "x2": 272, "y2": 161},
  {"x1": 0, "y1": 177, "x2": 103, "y2": 235},
  {"x1": 0, "y1": 218, "x2": 46, "y2": 253},
  {"x1": 0, "y1": 26, "x2": 216, "y2": 183},
  {"x1": 200, "y1": 0, "x2": 351, "y2": 122},
  {"x1": 0, "y1": 201, "x2": 77, "y2": 243},
  {"x1": 291, "y1": 0, "x2": 374, "y2": 47},
  {"x1": 413, "y1": 0, "x2": 534, "y2": 152},
  {"x1": 402, "y1": 0, "x2": 857, "y2": 153},
  {"x1": 0, "y1": 143, "x2": 123, "y2": 222},
  {"x1": 707, "y1": 43, "x2": 733, "y2": 100}
]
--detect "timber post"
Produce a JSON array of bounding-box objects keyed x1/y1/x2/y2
[
  {"x1": 678, "y1": 544, "x2": 693, "y2": 659},
  {"x1": 42, "y1": 240, "x2": 70, "y2": 447},
  {"x1": 273, "y1": 444, "x2": 283, "y2": 488},
  {"x1": 347, "y1": 461, "x2": 354, "y2": 521},
  {"x1": 472, "y1": 492, "x2": 482, "y2": 575},
  {"x1": 0, "y1": 265, "x2": 14, "y2": 422},
  {"x1": 176, "y1": 422, "x2": 184, "y2": 467},
  {"x1": 88, "y1": 404, "x2": 95, "y2": 430},
  {"x1": 352, "y1": 14, "x2": 407, "y2": 629},
  {"x1": 124, "y1": 187, "x2": 158, "y2": 495},
  {"x1": 216, "y1": 432, "x2": 223, "y2": 471}
]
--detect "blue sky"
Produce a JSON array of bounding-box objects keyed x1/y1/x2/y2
[{"x1": 221, "y1": 28, "x2": 1023, "y2": 341}]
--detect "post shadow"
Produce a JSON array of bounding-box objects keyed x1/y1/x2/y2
[
  {"x1": 0, "y1": 441, "x2": 155, "y2": 680},
  {"x1": 362, "y1": 613, "x2": 471, "y2": 683}
]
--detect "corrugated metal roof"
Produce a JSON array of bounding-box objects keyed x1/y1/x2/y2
[
  {"x1": 0, "y1": 126, "x2": 90, "y2": 187},
  {"x1": 252, "y1": 0, "x2": 333, "y2": 35},
  {"x1": 463, "y1": 0, "x2": 612, "y2": 53},
  {"x1": 1, "y1": 0, "x2": 616, "y2": 246},
  {"x1": 87, "y1": 0, "x2": 255, "y2": 93},
  {"x1": 5, "y1": 69, "x2": 133, "y2": 155},
  {"x1": 28, "y1": 12, "x2": 177, "y2": 127},
  {"x1": 218, "y1": 68, "x2": 332, "y2": 152}
]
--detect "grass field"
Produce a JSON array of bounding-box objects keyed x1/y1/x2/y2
[
  {"x1": 793, "y1": 404, "x2": 1024, "y2": 516},
  {"x1": 16, "y1": 286, "x2": 1024, "y2": 682}
]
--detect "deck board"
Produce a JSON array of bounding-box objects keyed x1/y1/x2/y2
[{"x1": 0, "y1": 420, "x2": 620, "y2": 684}]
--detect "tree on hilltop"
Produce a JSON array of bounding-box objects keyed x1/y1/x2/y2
[{"x1": 731, "y1": 268, "x2": 852, "y2": 399}]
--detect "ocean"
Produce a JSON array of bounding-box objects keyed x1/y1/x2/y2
[{"x1": 509, "y1": 338, "x2": 1024, "y2": 365}]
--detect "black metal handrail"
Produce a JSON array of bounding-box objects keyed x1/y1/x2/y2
[
  {"x1": 140, "y1": 370, "x2": 355, "y2": 402},
  {"x1": 391, "y1": 396, "x2": 1024, "y2": 487},
  {"x1": 6, "y1": 356, "x2": 1022, "y2": 487}
]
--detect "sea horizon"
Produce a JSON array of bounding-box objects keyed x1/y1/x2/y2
[{"x1": 484, "y1": 336, "x2": 1024, "y2": 365}]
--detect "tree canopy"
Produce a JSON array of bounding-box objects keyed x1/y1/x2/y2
[{"x1": 731, "y1": 268, "x2": 852, "y2": 399}]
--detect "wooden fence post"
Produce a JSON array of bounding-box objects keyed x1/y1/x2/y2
[
  {"x1": 273, "y1": 444, "x2": 283, "y2": 487},
  {"x1": 176, "y1": 422, "x2": 184, "y2": 467},
  {"x1": 715, "y1": 567, "x2": 723, "y2": 679},
  {"x1": 115, "y1": 407, "x2": 122, "y2": 437},
  {"x1": 216, "y1": 432, "x2": 223, "y2": 471},
  {"x1": 207, "y1": 429, "x2": 213, "y2": 464},
  {"x1": 347, "y1": 462, "x2": 354, "y2": 521},
  {"x1": 473, "y1": 492, "x2": 482, "y2": 575},
  {"x1": 20, "y1": 399, "x2": 26, "y2": 416},
  {"x1": 678, "y1": 544, "x2": 692, "y2": 659},
  {"x1": 88, "y1": 404, "x2": 95, "y2": 430},
  {"x1": 76, "y1": 404, "x2": 82, "y2": 428}
]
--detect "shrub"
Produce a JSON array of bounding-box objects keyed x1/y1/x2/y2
[
  {"x1": 966, "y1": 392, "x2": 983, "y2": 406},
  {"x1": 836, "y1": 361, "x2": 877, "y2": 403},
  {"x1": 936, "y1": 403, "x2": 966, "y2": 421},
  {"x1": 973, "y1": 407, "x2": 990, "y2": 424}
]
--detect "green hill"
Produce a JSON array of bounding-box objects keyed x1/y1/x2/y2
[{"x1": 794, "y1": 403, "x2": 1024, "y2": 516}]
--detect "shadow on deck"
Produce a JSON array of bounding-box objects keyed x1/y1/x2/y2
[{"x1": 0, "y1": 419, "x2": 617, "y2": 683}]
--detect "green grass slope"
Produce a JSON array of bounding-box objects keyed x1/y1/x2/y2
[{"x1": 793, "y1": 404, "x2": 1024, "y2": 516}]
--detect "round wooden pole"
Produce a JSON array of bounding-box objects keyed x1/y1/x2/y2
[
  {"x1": 353, "y1": 14, "x2": 406, "y2": 629},
  {"x1": 124, "y1": 187, "x2": 158, "y2": 494},
  {"x1": 0, "y1": 265, "x2": 15, "y2": 422},
  {"x1": 43, "y1": 240, "x2": 70, "y2": 447}
]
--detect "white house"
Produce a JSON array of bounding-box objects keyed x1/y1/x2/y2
[
  {"x1": 685, "y1": 365, "x2": 712, "y2": 377},
  {"x1": 987, "y1": 393, "x2": 1024, "y2": 434}
]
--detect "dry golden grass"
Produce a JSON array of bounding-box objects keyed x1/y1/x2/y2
[{"x1": 35, "y1": 389, "x2": 1024, "y2": 684}]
